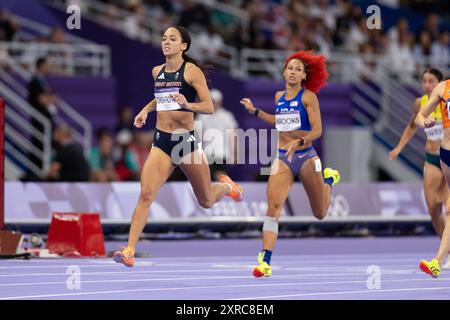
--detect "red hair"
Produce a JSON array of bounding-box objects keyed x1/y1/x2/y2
[{"x1": 284, "y1": 50, "x2": 329, "y2": 93}]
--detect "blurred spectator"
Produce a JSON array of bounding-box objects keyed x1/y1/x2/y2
[
  {"x1": 114, "y1": 106, "x2": 135, "y2": 178},
  {"x1": 249, "y1": 20, "x2": 277, "y2": 50},
  {"x1": 346, "y1": 43, "x2": 377, "y2": 81},
  {"x1": 48, "y1": 27, "x2": 66, "y2": 45},
  {"x1": 308, "y1": 0, "x2": 337, "y2": 32},
  {"x1": 412, "y1": 30, "x2": 432, "y2": 66},
  {"x1": 0, "y1": 9, "x2": 19, "y2": 42},
  {"x1": 345, "y1": 17, "x2": 368, "y2": 52},
  {"x1": 100, "y1": 3, "x2": 120, "y2": 28},
  {"x1": 114, "y1": 130, "x2": 136, "y2": 181},
  {"x1": 193, "y1": 23, "x2": 225, "y2": 64},
  {"x1": 311, "y1": 18, "x2": 332, "y2": 57},
  {"x1": 178, "y1": 0, "x2": 211, "y2": 33},
  {"x1": 332, "y1": 0, "x2": 354, "y2": 48},
  {"x1": 27, "y1": 57, "x2": 58, "y2": 171},
  {"x1": 210, "y1": 6, "x2": 239, "y2": 41},
  {"x1": 116, "y1": 130, "x2": 152, "y2": 180},
  {"x1": 115, "y1": 106, "x2": 134, "y2": 134},
  {"x1": 431, "y1": 31, "x2": 450, "y2": 69},
  {"x1": 196, "y1": 89, "x2": 238, "y2": 181},
  {"x1": 387, "y1": 32, "x2": 415, "y2": 80},
  {"x1": 228, "y1": 24, "x2": 246, "y2": 50},
  {"x1": 245, "y1": 0, "x2": 276, "y2": 50},
  {"x1": 286, "y1": 26, "x2": 306, "y2": 51},
  {"x1": 367, "y1": 28, "x2": 389, "y2": 55},
  {"x1": 263, "y1": 4, "x2": 288, "y2": 49},
  {"x1": 46, "y1": 124, "x2": 90, "y2": 182},
  {"x1": 155, "y1": 0, "x2": 174, "y2": 16},
  {"x1": 421, "y1": 13, "x2": 440, "y2": 42},
  {"x1": 47, "y1": 27, "x2": 71, "y2": 74},
  {"x1": 244, "y1": 0, "x2": 267, "y2": 22},
  {"x1": 123, "y1": 2, "x2": 150, "y2": 41},
  {"x1": 90, "y1": 128, "x2": 120, "y2": 182},
  {"x1": 145, "y1": 0, "x2": 173, "y2": 23},
  {"x1": 388, "y1": 17, "x2": 411, "y2": 45}
]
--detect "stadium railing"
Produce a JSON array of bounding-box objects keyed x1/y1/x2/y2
[
  {"x1": 1, "y1": 41, "x2": 111, "y2": 77},
  {"x1": 0, "y1": 60, "x2": 93, "y2": 177},
  {"x1": 0, "y1": 70, "x2": 52, "y2": 177}
]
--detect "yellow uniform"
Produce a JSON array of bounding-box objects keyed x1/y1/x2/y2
[{"x1": 421, "y1": 94, "x2": 443, "y2": 141}]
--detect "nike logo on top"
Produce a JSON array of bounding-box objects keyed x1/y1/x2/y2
[{"x1": 277, "y1": 102, "x2": 284, "y2": 105}]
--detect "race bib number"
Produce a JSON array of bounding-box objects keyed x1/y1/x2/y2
[
  {"x1": 155, "y1": 88, "x2": 181, "y2": 111},
  {"x1": 424, "y1": 122, "x2": 443, "y2": 141},
  {"x1": 275, "y1": 111, "x2": 301, "y2": 132}
]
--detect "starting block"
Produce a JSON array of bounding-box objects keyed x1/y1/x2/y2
[{"x1": 47, "y1": 213, "x2": 106, "y2": 257}]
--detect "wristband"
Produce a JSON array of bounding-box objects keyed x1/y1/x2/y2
[
  {"x1": 298, "y1": 138, "x2": 305, "y2": 146},
  {"x1": 254, "y1": 109, "x2": 260, "y2": 117}
]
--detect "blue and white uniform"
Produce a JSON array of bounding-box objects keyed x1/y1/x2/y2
[{"x1": 275, "y1": 88, "x2": 319, "y2": 175}]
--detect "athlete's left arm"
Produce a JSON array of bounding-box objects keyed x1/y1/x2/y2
[
  {"x1": 299, "y1": 90, "x2": 322, "y2": 145},
  {"x1": 172, "y1": 63, "x2": 214, "y2": 114}
]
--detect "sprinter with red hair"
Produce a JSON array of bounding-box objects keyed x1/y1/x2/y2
[{"x1": 241, "y1": 51, "x2": 341, "y2": 277}]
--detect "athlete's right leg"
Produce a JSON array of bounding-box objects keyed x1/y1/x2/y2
[
  {"x1": 436, "y1": 168, "x2": 450, "y2": 268},
  {"x1": 127, "y1": 147, "x2": 175, "y2": 249},
  {"x1": 432, "y1": 160, "x2": 450, "y2": 264},
  {"x1": 420, "y1": 159, "x2": 450, "y2": 278},
  {"x1": 113, "y1": 147, "x2": 175, "y2": 267},
  {"x1": 423, "y1": 163, "x2": 446, "y2": 237},
  {"x1": 253, "y1": 159, "x2": 293, "y2": 277}
]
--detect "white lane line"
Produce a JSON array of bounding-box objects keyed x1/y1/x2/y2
[
  {"x1": 135, "y1": 257, "x2": 431, "y2": 264},
  {"x1": 0, "y1": 256, "x2": 429, "y2": 269},
  {"x1": 1, "y1": 275, "x2": 448, "y2": 288},
  {"x1": 0, "y1": 270, "x2": 423, "y2": 278},
  {"x1": 229, "y1": 286, "x2": 450, "y2": 300},
  {"x1": 1, "y1": 277, "x2": 449, "y2": 300},
  {"x1": 0, "y1": 269, "x2": 250, "y2": 277},
  {"x1": 0, "y1": 259, "x2": 429, "y2": 271},
  {"x1": 0, "y1": 273, "x2": 373, "y2": 286},
  {"x1": 0, "y1": 264, "x2": 144, "y2": 269}
]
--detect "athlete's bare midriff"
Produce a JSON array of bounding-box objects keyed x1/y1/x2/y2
[
  {"x1": 425, "y1": 139, "x2": 441, "y2": 155},
  {"x1": 441, "y1": 129, "x2": 450, "y2": 150},
  {"x1": 278, "y1": 130, "x2": 313, "y2": 150},
  {"x1": 156, "y1": 111, "x2": 194, "y2": 132}
]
